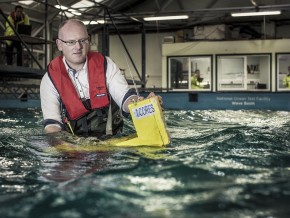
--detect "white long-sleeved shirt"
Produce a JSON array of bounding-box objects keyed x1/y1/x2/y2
[{"x1": 40, "y1": 56, "x2": 135, "y2": 130}]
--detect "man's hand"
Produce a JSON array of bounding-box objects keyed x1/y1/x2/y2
[
  {"x1": 123, "y1": 92, "x2": 163, "y2": 113},
  {"x1": 146, "y1": 92, "x2": 163, "y2": 105},
  {"x1": 45, "y1": 125, "x2": 62, "y2": 134}
]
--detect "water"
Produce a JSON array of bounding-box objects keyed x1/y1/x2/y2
[{"x1": 0, "y1": 108, "x2": 290, "y2": 218}]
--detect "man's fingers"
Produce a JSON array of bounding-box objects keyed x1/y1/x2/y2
[{"x1": 146, "y1": 92, "x2": 163, "y2": 105}]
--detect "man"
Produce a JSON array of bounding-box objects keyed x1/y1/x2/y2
[
  {"x1": 40, "y1": 19, "x2": 160, "y2": 138},
  {"x1": 283, "y1": 66, "x2": 290, "y2": 88},
  {"x1": 191, "y1": 69, "x2": 203, "y2": 89},
  {"x1": 4, "y1": 5, "x2": 30, "y2": 66}
]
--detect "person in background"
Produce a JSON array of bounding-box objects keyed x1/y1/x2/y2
[
  {"x1": 283, "y1": 66, "x2": 290, "y2": 88},
  {"x1": 191, "y1": 69, "x2": 203, "y2": 89},
  {"x1": 4, "y1": 5, "x2": 30, "y2": 66},
  {"x1": 40, "y1": 19, "x2": 161, "y2": 138}
]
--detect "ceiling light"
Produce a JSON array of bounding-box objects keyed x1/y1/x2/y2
[
  {"x1": 19, "y1": 1, "x2": 34, "y2": 5},
  {"x1": 71, "y1": 0, "x2": 94, "y2": 10},
  {"x1": 83, "y1": 21, "x2": 98, "y2": 25},
  {"x1": 54, "y1": 5, "x2": 68, "y2": 10},
  {"x1": 83, "y1": 20, "x2": 105, "y2": 25},
  {"x1": 231, "y1": 10, "x2": 281, "y2": 17},
  {"x1": 144, "y1": 15, "x2": 189, "y2": 21},
  {"x1": 130, "y1": 17, "x2": 140, "y2": 22},
  {"x1": 68, "y1": 9, "x2": 82, "y2": 16},
  {"x1": 63, "y1": 12, "x2": 74, "y2": 18},
  {"x1": 96, "y1": 20, "x2": 105, "y2": 24}
]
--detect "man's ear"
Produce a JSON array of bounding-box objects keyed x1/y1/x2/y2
[{"x1": 55, "y1": 39, "x2": 62, "y2": 51}]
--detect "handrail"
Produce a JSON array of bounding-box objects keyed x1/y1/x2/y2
[{"x1": 0, "y1": 7, "x2": 42, "y2": 69}]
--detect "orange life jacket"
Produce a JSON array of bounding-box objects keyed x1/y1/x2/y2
[{"x1": 47, "y1": 52, "x2": 109, "y2": 120}]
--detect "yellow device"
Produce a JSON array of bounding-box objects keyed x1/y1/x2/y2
[
  {"x1": 51, "y1": 96, "x2": 170, "y2": 151},
  {"x1": 114, "y1": 96, "x2": 170, "y2": 147}
]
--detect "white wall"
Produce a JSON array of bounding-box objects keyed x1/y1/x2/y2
[{"x1": 109, "y1": 32, "x2": 174, "y2": 88}]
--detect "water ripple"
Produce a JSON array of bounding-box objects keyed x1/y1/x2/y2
[{"x1": 1, "y1": 109, "x2": 290, "y2": 217}]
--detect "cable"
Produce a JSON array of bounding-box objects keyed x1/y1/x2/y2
[{"x1": 124, "y1": 54, "x2": 140, "y2": 98}]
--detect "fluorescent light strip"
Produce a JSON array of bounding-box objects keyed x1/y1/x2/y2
[
  {"x1": 19, "y1": 1, "x2": 34, "y2": 5},
  {"x1": 144, "y1": 15, "x2": 189, "y2": 21},
  {"x1": 55, "y1": 5, "x2": 68, "y2": 10},
  {"x1": 83, "y1": 20, "x2": 105, "y2": 25},
  {"x1": 231, "y1": 10, "x2": 281, "y2": 17}
]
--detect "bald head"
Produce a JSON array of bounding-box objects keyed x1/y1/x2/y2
[{"x1": 58, "y1": 19, "x2": 88, "y2": 39}]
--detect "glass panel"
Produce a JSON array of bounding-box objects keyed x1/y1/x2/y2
[
  {"x1": 217, "y1": 56, "x2": 246, "y2": 90},
  {"x1": 277, "y1": 54, "x2": 290, "y2": 91},
  {"x1": 247, "y1": 55, "x2": 270, "y2": 91},
  {"x1": 189, "y1": 57, "x2": 211, "y2": 90},
  {"x1": 217, "y1": 55, "x2": 270, "y2": 91},
  {"x1": 169, "y1": 57, "x2": 189, "y2": 89},
  {"x1": 168, "y1": 56, "x2": 212, "y2": 91}
]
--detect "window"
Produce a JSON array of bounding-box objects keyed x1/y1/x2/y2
[
  {"x1": 217, "y1": 54, "x2": 271, "y2": 91},
  {"x1": 277, "y1": 53, "x2": 290, "y2": 91},
  {"x1": 168, "y1": 56, "x2": 212, "y2": 91}
]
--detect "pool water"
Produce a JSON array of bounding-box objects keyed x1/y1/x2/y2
[{"x1": 0, "y1": 109, "x2": 290, "y2": 218}]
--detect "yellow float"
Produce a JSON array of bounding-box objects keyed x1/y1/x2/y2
[
  {"x1": 112, "y1": 95, "x2": 170, "y2": 147},
  {"x1": 50, "y1": 96, "x2": 170, "y2": 153}
]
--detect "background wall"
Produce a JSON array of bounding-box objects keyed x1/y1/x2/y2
[
  {"x1": 99, "y1": 23, "x2": 290, "y2": 90},
  {"x1": 109, "y1": 32, "x2": 173, "y2": 88},
  {"x1": 162, "y1": 39, "x2": 290, "y2": 91}
]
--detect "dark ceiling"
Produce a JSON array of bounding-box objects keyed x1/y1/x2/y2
[{"x1": 1, "y1": 0, "x2": 290, "y2": 39}]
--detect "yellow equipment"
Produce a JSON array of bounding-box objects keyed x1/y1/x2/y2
[
  {"x1": 113, "y1": 96, "x2": 170, "y2": 147},
  {"x1": 50, "y1": 96, "x2": 170, "y2": 151}
]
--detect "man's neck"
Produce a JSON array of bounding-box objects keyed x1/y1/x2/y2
[{"x1": 65, "y1": 62, "x2": 85, "y2": 72}]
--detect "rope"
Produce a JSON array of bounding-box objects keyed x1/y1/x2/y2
[{"x1": 124, "y1": 54, "x2": 140, "y2": 98}]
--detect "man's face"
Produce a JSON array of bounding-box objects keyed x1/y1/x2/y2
[
  {"x1": 56, "y1": 21, "x2": 90, "y2": 69},
  {"x1": 15, "y1": 8, "x2": 23, "y2": 18}
]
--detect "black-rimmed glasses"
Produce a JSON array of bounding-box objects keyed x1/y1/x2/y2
[{"x1": 58, "y1": 38, "x2": 90, "y2": 46}]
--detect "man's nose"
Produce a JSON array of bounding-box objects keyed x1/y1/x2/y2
[{"x1": 75, "y1": 40, "x2": 83, "y2": 48}]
